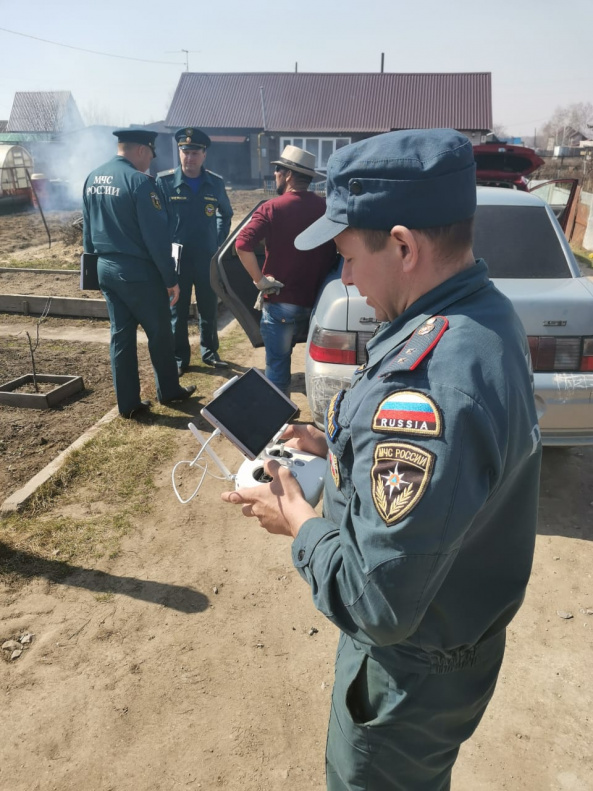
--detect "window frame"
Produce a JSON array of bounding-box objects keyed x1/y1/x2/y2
[{"x1": 280, "y1": 136, "x2": 351, "y2": 171}]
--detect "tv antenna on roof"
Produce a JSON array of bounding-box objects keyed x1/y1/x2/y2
[{"x1": 165, "y1": 49, "x2": 201, "y2": 71}]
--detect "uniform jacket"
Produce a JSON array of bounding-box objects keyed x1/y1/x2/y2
[
  {"x1": 292, "y1": 260, "x2": 541, "y2": 673},
  {"x1": 156, "y1": 166, "x2": 233, "y2": 264},
  {"x1": 82, "y1": 156, "x2": 177, "y2": 288}
]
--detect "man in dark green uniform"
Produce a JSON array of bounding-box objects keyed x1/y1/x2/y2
[
  {"x1": 156, "y1": 128, "x2": 233, "y2": 373},
  {"x1": 222, "y1": 129, "x2": 542, "y2": 789},
  {"x1": 82, "y1": 128, "x2": 195, "y2": 418}
]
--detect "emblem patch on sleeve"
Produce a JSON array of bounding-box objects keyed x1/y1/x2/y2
[
  {"x1": 370, "y1": 441, "x2": 435, "y2": 526},
  {"x1": 205, "y1": 203, "x2": 216, "y2": 217},
  {"x1": 372, "y1": 390, "x2": 442, "y2": 437},
  {"x1": 150, "y1": 191, "x2": 162, "y2": 210},
  {"x1": 329, "y1": 450, "x2": 341, "y2": 489},
  {"x1": 326, "y1": 390, "x2": 345, "y2": 442}
]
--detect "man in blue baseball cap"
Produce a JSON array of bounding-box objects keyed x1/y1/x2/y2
[
  {"x1": 157, "y1": 127, "x2": 233, "y2": 373},
  {"x1": 222, "y1": 129, "x2": 541, "y2": 789}
]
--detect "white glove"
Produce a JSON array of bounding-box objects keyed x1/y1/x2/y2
[
  {"x1": 256, "y1": 275, "x2": 284, "y2": 292},
  {"x1": 253, "y1": 275, "x2": 284, "y2": 310}
]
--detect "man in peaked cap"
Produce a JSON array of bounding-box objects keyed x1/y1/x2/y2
[
  {"x1": 82, "y1": 128, "x2": 195, "y2": 418},
  {"x1": 222, "y1": 129, "x2": 541, "y2": 789},
  {"x1": 156, "y1": 127, "x2": 233, "y2": 373},
  {"x1": 235, "y1": 145, "x2": 336, "y2": 396}
]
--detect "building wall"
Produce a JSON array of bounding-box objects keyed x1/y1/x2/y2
[{"x1": 170, "y1": 127, "x2": 489, "y2": 188}]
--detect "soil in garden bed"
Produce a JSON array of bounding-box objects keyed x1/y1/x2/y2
[{"x1": 0, "y1": 337, "x2": 155, "y2": 502}]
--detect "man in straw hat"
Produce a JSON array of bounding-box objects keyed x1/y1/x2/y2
[
  {"x1": 235, "y1": 145, "x2": 337, "y2": 396},
  {"x1": 223, "y1": 129, "x2": 541, "y2": 789}
]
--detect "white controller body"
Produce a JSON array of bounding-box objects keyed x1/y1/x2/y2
[{"x1": 235, "y1": 444, "x2": 326, "y2": 507}]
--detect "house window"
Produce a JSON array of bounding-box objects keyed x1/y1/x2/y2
[{"x1": 281, "y1": 137, "x2": 351, "y2": 170}]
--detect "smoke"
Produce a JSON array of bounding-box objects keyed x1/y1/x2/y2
[{"x1": 28, "y1": 126, "x2": 119, "y2": 212}]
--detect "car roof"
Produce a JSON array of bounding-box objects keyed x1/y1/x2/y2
[{"x1": 476, "y1": 186, "x2": 545, "y2": 207}]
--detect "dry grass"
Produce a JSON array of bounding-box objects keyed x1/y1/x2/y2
[
  {"x1": 0, "y1": 327, "x2": 245, "y2": 583},
  {"x1": 570, "y1": 243, "x2": 593, "y2": 271},
  {"x1": 0, "y1": 256, "x2": 79, "y2": 270}
]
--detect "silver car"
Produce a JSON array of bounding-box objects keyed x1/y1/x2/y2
[
  {"x1": 304, "y1": 187, "x2": 593, "y2": 445},
  {"x1": 212, "y1": 187, "x2": 593, "y2": 446}
]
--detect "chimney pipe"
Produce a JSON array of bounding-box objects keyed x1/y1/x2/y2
[{"x1": 380, "y1": 53, "x2": 384, "y2": 73}]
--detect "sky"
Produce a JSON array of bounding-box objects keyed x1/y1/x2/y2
[{"x1": 0, "y1": 0, "x2": 592, "y2": 138}]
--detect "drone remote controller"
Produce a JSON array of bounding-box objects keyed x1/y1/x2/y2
[{"x1": 235, "y1": 443, "x2": 326, "y2": 507}]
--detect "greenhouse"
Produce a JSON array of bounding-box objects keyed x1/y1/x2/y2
[{"x1": 0, "y1": 144, "x2": 33, "y2": 208}]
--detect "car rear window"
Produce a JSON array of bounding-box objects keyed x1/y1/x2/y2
[{"x1": 473, "y1": 205, "x2": 571, "y2": 278}]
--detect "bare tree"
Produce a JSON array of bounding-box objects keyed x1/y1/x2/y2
[
  {"x1": 541, "y1": 102, "x2": 593, "y2": 147},
  {"x1": 490, "y1": 123, "x2": 509, "y2": 140},
  {"x1": 18, "y1": 300, "x2": 52, "y2": 392},
  {"x1": 80, "y1": 103, "x2": 123, "y2": 127}
]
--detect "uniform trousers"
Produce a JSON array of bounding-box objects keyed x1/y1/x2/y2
[
  {"x1": 98, "y1": 258, "x2": 180, "y2": 415},
  {"x1": 326, "y1": 632, "x2": 506, "y2": 790},
  {"x1": 172, "y1": 256, "x2": 219, "y2": 367}
]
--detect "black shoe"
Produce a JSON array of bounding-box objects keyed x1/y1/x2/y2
[
  {"x1": 160, "y1": 385, "x2": 196, "y2": 404},
  {"x1": 202, "y1": 355, "x2": 228, "y2": 369},
  {"x1": 121, "y1": 399, "x2": 151, "y2": 419}
]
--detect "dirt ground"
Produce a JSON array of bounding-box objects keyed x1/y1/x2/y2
[
  {"x1": 0, "y1": 189, "x2": 265, "y2": 499},
  {"x1": 0, "y1": 208, "x2": 81, "y2": 261},
  {"x1": 0, "y1": 329, "x2": 140, "y2": 501},
  {"x1": 0, "y1": 330, "x2": 591, "y2": 790},
  {"x1": 1, "y1": 194, "x2": 592, "y2": 790}
]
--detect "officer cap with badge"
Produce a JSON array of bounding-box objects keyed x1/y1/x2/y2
[
  {"x1": 113, "y1": 128, "x2": 158, "y2": 158},
  {"x1": 295, "y1": 128, "x2": 477, "y2": 250},
  {"x1": 175, "y1": 128, "x2": 211, "y2": 151}
]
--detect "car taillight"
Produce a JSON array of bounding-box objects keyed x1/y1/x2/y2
[
  {"x1": 309, "y1": 327, "x2": 357, "y2": 364},
  {"x1": 528, "y1": 336, "x2": 593, "y2": 372},
  {"x1": 309, "y1": 328, "x2": 375, "y2": 365},
  {"x1": 582, "y1": 338, "x2": 593, "y2": 372}
]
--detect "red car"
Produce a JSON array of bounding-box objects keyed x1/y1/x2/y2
[
  {"x1": 474, "y1": 142, "x2": 544, "y2": 190},
  {"x1": 474, "y1": 142, "x2": 580, "y2": 235}
]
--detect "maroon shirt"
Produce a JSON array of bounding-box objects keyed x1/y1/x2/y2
[{"x1": 235, "y1": 190, "x2": 337, "y2": 307}]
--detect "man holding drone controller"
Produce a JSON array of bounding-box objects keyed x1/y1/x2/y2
[{"x1": 222, "y1": 129, "x2": 541, "y2": 790}]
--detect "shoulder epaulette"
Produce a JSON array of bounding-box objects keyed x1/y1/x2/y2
[
  {"x1": 380, "y1": 316, "x2": 449, "y2": 376},
  {"x1": 205, "y1": 168, "x2": 223, "y2": 180},
  {"x1": 157, "y1": 168, "x2": 175, "y2": 178}
]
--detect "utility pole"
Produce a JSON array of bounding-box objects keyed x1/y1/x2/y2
[{"x1": 166, "y1": 49, "x2": 200, "y2": 71}]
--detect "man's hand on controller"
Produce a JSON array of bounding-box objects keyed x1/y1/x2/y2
[
  {"x1": 281, "y1": 423, "x2": 328, "y2": 459},
  {"x1": 221, "y1": 459, "x2": 316, "y2": 537}
]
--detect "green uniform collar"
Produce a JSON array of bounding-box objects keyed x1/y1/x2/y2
[
  {"x1": 173, "y1": 165, "x2": 214, "y2": 190},
  {"x1": 366, "y1": 259, "x2": 491, "y2": 368}
]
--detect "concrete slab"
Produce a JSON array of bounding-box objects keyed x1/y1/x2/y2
[
  {"x1": 0, "y1": 267, "x2": 78, "y2": 275},
  {"x1": 0, "y1": 294, "x2": 109, "y2": 318}
]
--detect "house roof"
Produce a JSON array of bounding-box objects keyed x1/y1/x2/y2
[
  {"x1": 166, "y1": 72, "x2": 492, "y2": 133},
  {"x1": 6, "y1": 91, "x2": 84, "y2": 133},
  {"x1": 0, "y1": 121, "x2": 7, "y2": 133}
]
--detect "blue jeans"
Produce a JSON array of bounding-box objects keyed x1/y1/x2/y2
[{"x1": 260, "y1": 302, "x2": 311, "y2": 395}]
